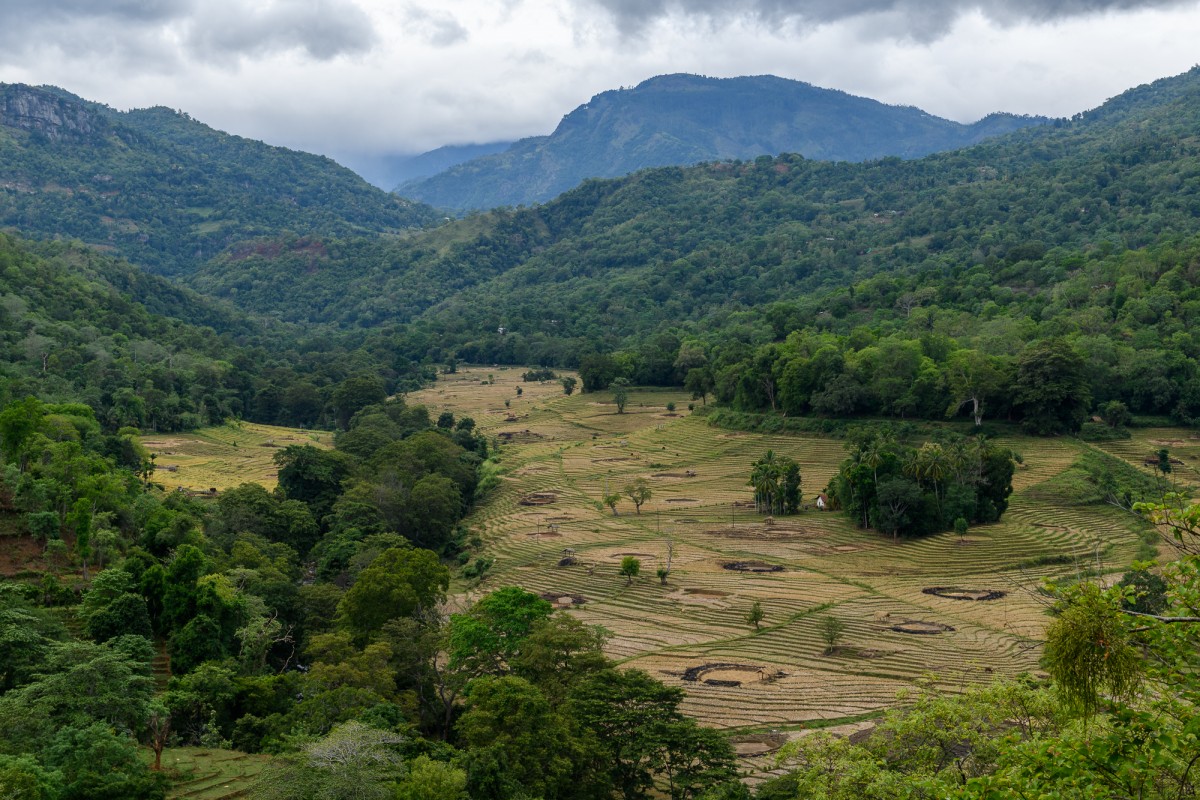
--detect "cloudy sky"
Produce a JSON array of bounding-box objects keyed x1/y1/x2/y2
[{"x1": 2, "y1": 0, "x2": 1199, "y2": 183}]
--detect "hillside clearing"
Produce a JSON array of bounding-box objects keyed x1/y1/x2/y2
[{"x1": 139, "y1": 422, "x2": 333, "y2": 493}]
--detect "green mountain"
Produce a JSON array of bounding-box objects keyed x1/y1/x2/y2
[
  {"x1": 6, "y1": 66, "x2": 1200, "y2": 427},
  {"x1": 0, "y1": 230, "x2": 440, "y2": 432},
  {"x1": 188, "y1": 68, "x2": 1200, "y2": 355},
  {"x1": 0, "y1": 83, "x2": 439, "y2": 276},
  {"x1": 0, "y1": 230, "x2": 262, "y2": 427},
  {"x1": 396, "y1": 73, "x2": 1048, "y2": 210}
]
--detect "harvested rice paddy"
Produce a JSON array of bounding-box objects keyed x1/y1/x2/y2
[
  {"x1": 411, "y1": 366, "x2": 1185, "y2": 740},
  {"x1": 139, "y1": 421, "x2": 333, "y2": 493}
]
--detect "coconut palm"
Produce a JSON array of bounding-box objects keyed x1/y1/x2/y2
[
  {"x1": 749, "y1": 451, "x2": 782, "y2": 514},
  {"x1": 909, "y1": 442, "x2": 950, "y2": 515}
]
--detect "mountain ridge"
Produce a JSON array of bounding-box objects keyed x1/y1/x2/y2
[
  {"x1": 0, "y1": 83, "x2": 440, "y2": 276},
  {"x1": 396, "y1": 72, "x2": 1050, "y2": 210},
  {"x1": 182, "y1": 66, "x2": 1200, "y2": 361}
]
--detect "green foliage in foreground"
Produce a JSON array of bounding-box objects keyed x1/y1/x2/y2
[{"x1": 762, "y1": 527, "x2": 1200, "y2": 799}]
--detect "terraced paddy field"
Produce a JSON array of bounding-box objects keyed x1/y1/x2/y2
[
  {"x1": 155, "y1": 747, "x2": 269, "y2": 800},
  {"x1": 1094, "y1": 427, "x2": 1200, "y2": 487},
  {"x1": 412, "y1": 366, "x2": 1189, "y2": 739},
  {"x1": 139, "y1": 422, "x2": 333, "y2": 493}
]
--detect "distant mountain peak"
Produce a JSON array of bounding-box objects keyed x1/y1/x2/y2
[{"x1": 397, "y1": 73, "x2": 1050, "y2": 211}]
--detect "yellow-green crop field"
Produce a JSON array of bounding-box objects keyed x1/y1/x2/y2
[
  {"x1": 153, "y1": 747, "x2": 269, "y2": 800},
  {"x1": 139, "y1": 422, "x2": 332, "y2": 493},
  {"x1": 413, "y1": 366, "x2": 1195, "y2": 739}
]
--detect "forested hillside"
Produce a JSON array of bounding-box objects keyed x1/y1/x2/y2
[
  {"x1": 3, "y1": 59, "x2": 1200, "y2": 800},
  {"x1": 397, "y1": 73, "x2": 1047, "y2": 210},
  {"x1": 0, "y1": 84, "x2": 439, "y2": 276},
  {"x1": 170, "y1": 67, "x2": 1200, "y2": 434},
  {"x1": 0, "y1": 233, "x2": 434, "y2": 432}
]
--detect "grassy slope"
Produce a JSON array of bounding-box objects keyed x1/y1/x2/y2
[
  {"x1": 153, "y1": 747, "x2": 269, "y2": 800},
  {"x1": 413, "y1": 366, "x2": 1180, "y2": 737},
  {"x1": 139, "y1": 422, "x2": 333, "y2": 493}
]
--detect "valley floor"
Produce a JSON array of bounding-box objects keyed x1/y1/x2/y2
[{"x1": 412, "y1": 366, "x2": 1192, "y2": 765}]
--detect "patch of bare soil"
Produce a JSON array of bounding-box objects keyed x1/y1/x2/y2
[
  {"x1": 723, "y1": 561, "x2": 785, "y2": 573},
  {"x1": 730, "y1": 732, "x2": 788, "y2": 757},
  {"x1": 682, "y1": 588, "x2": 728, "y2": 597},
  {"x1": 705, "y1": 526, "x2": 812, "y2": 542},
  {"x1": 497, "y1": 430, "x2": 543, "y2": 443},
  {"x1": 518, "y1": 492, "x2": 558, "y2": 506},
  {"x1": 826, "y1": 646, "x2": 894, "y2": 659},
  {"x1": 526, "y1": 530, "x2": 562, "y2": 538},
  {"x1": 851, "y1": 647, "x2": 893, "y2": 659},
  {"x1": 667, "y1": 588, "x2": 730, "y2": 605},
  {"x1": 0, "y1": 534, "x2": 45, "y2": 577},
  {"x1": 923, "y1": 587, "x2": 1007, "y2": 601},
  {"x1": 889, "y1": 619, "x2": 956, "y2": 635},
  {"x1": 540, "y1": 592, "x2": 587, "y2": 607},
  {"x1": 682, "y1": 663, "x2": 787, "y2": 687}
]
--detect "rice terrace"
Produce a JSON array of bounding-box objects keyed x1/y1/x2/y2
[
  {"x1": 139, "y1": 422, "x2": 333, "y2": 494},
  {"x1": 413, "y1": 365, "x2": 1196, "y2": 751}
]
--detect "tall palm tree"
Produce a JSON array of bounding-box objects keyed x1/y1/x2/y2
[
  {"x1": 749, "y1": 452, "x2": 781, "y2": 514},
  {"x1": 912, "y1": 442, "x2": 949, "y2": 515}
]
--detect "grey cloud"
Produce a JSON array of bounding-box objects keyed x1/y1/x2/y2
[
  {"x1": 585, "y1": 0, "x2": 1196, "y2": 40},
  {"x1": 0, "y1": 0, "x2": 193, "y2": 55},
  {"x1": 403, "y1": 6, "x2": 470, "y2": 48},
  {"x1": 0, "y1": 0, "x2": 376, "y2": 66},
  {"x1": 0, "y1": 0, "x2": 192, "y2": 26},
  {"x1": 184, "y1": 1, "x2": 377, "y2": 61}
]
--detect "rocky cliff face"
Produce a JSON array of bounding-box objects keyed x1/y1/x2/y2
[{"x1": 0, "y1": 84, "x2": 104, "y2": 140}]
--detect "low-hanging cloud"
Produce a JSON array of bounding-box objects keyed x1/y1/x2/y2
[{"x1": 585, "y1": 0, "x2": 1197, "y2": 40}]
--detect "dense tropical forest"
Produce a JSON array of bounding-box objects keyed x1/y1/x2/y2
[
  {"x1": 2, "y1": 64, "x2": 1200, "y2": 799},
  {"x1": 0, "y1": 84, "x2": 438, "y2": 276}
]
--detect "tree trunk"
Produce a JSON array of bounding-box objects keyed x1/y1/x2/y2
[{"x1": 763, "y1": 377, "x2": 778, "y2": 412}]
